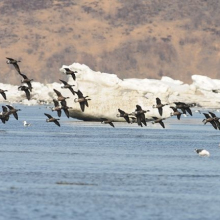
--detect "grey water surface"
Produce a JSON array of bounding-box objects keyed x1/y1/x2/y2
[{"x1": 0, "y1": 105, "x2": 220, "y2": 220}]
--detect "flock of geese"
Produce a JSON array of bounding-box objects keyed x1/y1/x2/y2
[
  {"x1": 0, "y1": 57, "x2": 219, "y2": 156},
  {"x1": 0, "y1": 57, "x2": 91, "y2": 127},
  {"x1": 0, "y1": 57, "x2": 220, "y2": 131}
]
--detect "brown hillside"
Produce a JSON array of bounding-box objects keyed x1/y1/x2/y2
[{"x1": 1, "y1": 0, "x2": 220, "y2": 85}]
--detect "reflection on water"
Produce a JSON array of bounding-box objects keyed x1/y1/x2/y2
[{"x1": 0, "y1": 105, "x2": 220, "y2": 220}]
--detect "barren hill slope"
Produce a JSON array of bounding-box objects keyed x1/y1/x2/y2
[{"x1": 1, "y1": 0, "x2": 220, "y2": 84}]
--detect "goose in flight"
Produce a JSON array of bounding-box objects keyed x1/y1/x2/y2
[
  {"x1": 44, "y1": 113, "x2": 60, "y2": 127},
  {"x1": 6, "y1": 105, "x2": 21, "y2": 120},
  {"x1": 18, "y1": 85, "x2": 31, "y2": 100},
  {"x1": 20, "y1": 73, "x2": 33, "y2": 91},
  {"x1": 152, "y1": 97, "x2": 168, "y2": 116},
  {"x1": 59, "y1": 79, "x2": 75, "y2": 95},
  {"x1": 116, "y1": 108, "x2": 130, "y2": 123},
  {"x1": 53, "y1": 89, "x2": 70, "y2": 102},
  {"x1": 101, "y1": 118, "x2": 115, "y2": 127},
  {"x1": 74, "y1": 90, "x2": 91, "y2": 112},
  {"x1": 0, "y1": 89, "x2": 7, "y2": 100},
  {"x1": 64, "y1": 68, "x2": 77, "y2": 81},
  {"x1": 6, "y1": 57, "x2": 21, "y2": 74}
]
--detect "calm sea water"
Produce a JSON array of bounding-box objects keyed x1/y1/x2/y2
[{"x1": 0, "y1": 105, "x2": 220, "y2": 220}]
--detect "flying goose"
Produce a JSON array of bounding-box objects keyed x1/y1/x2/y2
[
  {"x1": 116, "y1": 108, "x2": 130, "y2": 123},
  {"x1": 6, "y1": 105, "x2": 21, "y2": 120},
  {"x1": 151, "y1": 117, "x2": 165, "y2": 128},
  {"x1": 51, "y1": 99, "x2": 62, "y2": 117},
  {"x1": 174, "y1": 102, "x2": 193, "y2": 116},
  {"x1": 18, "y1": 85, "x2": 31, "y2": 100},
  {"x1": 208, "y1": 111, "x2": 220, "y2": 130},
  {"x1": 53, "y1": 89, "x2": 70, "y2": 102},
  {"x1": 170, "y1": 107, "x2": 183, "y2": 120},
  {"x1": 44, "y1": 113, "x2": 60, "y2": 127},
  {"x1": 6, "y1": 57, "x2": 21, "y2": 74},
  {"x1": 64, "y1": 68, "x2": 77, "y2": 80},
  {"x1": 130, "y1": 105, "x2": 148, "y2": 127},
  {"x1": 202, "y1": 113, "x2": 217, "y2": 129},
  {"x1": 59, "y1": 79, "x2": 75, "y2": 95},
  {"x1": 0, "y1": 106, "x2": 10, "y2": 123},
  {"x1": 74, "y1": 90, "x2": 91, "y2": 112},
  {"x1": 153, "y1": 98, "x2": 168, "y2": 116},
  {"x1": 101, "y1": 118, "x2": 115, "y2": 127},
  {"x1": 0, "y1": 89, "x2": 7, "y2": 100},
  {"x1": 20, "y1": 73, "x2": 33, "y2": 91},
  {"x1": 60, "y1": 99, "x2": 70, "y2": 118}
]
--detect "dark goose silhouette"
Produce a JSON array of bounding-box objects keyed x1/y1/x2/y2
[
  {"x1": 208, "y1": 111, "x2": 220, "y2": 130},
  {"x1": 174, "y1": 102, "x2": 193, "y2": 116},
  {"x1": 6, "y1": 57, "x2": 21, "y2": 74},
  {"x1": 20, "y1": 73, "x2": 33, "y2": 91},
  {"x1": 44, "y1": 113, "x2": 60, "y2": 127},
  {"x1": 170, "y1": 107, "x2": 182, "y2": 120},
  {"x1": 0, "y1": 89, "x2": 7, "y2": 100},
  {"x1": 0, "y1": 106, "x2": 10, "y2": 123},
  {"x1": 153, "y1": 97, "x2": 168, "y2": 116},
  {"x1": 202, "y1": 113, "x2": 217, "y2": 129},
  {"x1": 74, "y1": 90, "x2": 91, "y2": 112},
  {"x1": 152, "y1": 117, "x2": 165, "y2": 128},
  {"x1": 116, "y1": 108, "x2": 130, "y2": 123},
  {"x1": 6, "y1": 105, "x2": 21, "y2": 120},
  {"x1": 64, "y1": 68, "x2": 77, "y2": 80},
  {"x1": 51, "y1": 99, "x2": 62, "y2": 117},
  {"x1": 130, "y1": 105, "x2": 148, "y2": 127},
  {"x1": 101, "y1": 118, "x2": 115, "y2": 127},
  {"x1": 53, "y1": 89, "x2": 69, "y2": 102},
  {"x1": 18, "y1": 85, "x2": 31, "y2": 100},
  {"x1": 59, "y1": 79, "x2": 75, "y2": 95},
  {"x1": 60, "y1": 100, "x2": 70, "y2": 118}
]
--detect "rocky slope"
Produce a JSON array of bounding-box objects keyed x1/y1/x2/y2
[{"x1": 1, "y1": 0, "x2": 220, "y2": 85}]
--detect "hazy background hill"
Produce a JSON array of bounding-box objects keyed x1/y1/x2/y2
[{"x1": 1, "y1": 0, "x2": 220, "y2": 84}]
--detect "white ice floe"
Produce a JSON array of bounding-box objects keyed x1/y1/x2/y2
[{"x1": 1, "y1": 63, "x2": 220, "y2": 121}]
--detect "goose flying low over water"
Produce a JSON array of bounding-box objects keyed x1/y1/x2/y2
[
  {"x1": 0, "y1": 106, "x2": 10, "y2": 123},
  {"x1": 59, "y1": 79, "x2": 75, "y2": 95},
  {"x1": 6, "y1": 105, "x2": 21, "y2": 120},
  {"x1": 174, "y1": 102, "x2": 193, "y2": 116},
  {"x1": 153, "y1": 98, "x2": 168, "y2": 116},
  {"x1": 170, "y1": 107, "x2": 183, "y2": 120},
  {"x1": 6, "y1": 57, "x2": 21, "y2": 74},
  {"x1": 74, "y1": 90, "x2": 91, "y2": 112},
  {"x1": 151, "y1": 117, "x2": 165, "y2": 128},
  {"x1": 44, "y1": 113, "x2": 60, "y2": 127},
  {"x1": 208, "y1": 111, "x2": 220, "y2": 130},
  {"x1": 130, "y1": 105, "x2": 148, "y2": 127},
  {"x1": 194, "y1": 149, "x2": 210, "y2": 157},
  {"x1": 60, "y1": 100, "x2": 70, "y2": 118},
  {"x1": 202, "y1": 113, "x2": 217, "y2": 130},
  {"x1": 116, "y1": 108, "x2": 130, "y2": 123},
  {"x1": 0, "y1": 89, "x2": 7, "y2": 100},
  {"x1": 101, "y1": 118, "x2": 115, "y2": 127},
  {"x1": 53, "y1": 89, "x2": 70, "y2": 102},
  {"x1": 51, "y1": 99, "x2": 62, "y2": 117},
  {"x1": 64, "y1": 68, "x2": 77, "y2": 81}
]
